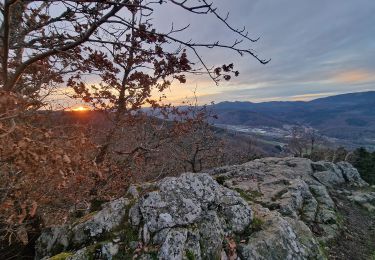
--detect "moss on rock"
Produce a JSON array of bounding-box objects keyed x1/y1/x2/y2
[{"x1": 49, "y1": 252, "x2": 73, "y2": 260}]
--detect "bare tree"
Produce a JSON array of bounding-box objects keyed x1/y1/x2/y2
[
  {"x1": 1, "y1": 0, "x2": 269, "y2": 95},
  {"x1": 287, "y1": 126, "x2": 324, "y2": 157},
  {"x1": 0, "y1": 0, "x2": 270, "y2": 248},
  {"x1": 288, "y1": 126, "x2": 307, "y2": 157},
  {"x1": 1, "y1": 0, "x2": 269, "y2": 165}
]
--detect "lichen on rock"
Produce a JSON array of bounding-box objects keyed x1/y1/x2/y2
[{"x1": 35, "y1": 157, "x2": 370, "y2": 260}]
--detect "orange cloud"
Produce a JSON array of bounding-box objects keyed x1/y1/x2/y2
[
  {"x1": 333, "y1": 70, "x2": 372, "y2": 84},
  {"x1": 289, "y1": 92, "x2": 338, "y2": 101}
]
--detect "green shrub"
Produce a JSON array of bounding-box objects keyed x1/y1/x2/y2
[
  {"x1": 352, "y1": 148, "x2": 375, "y2": 185},
  {"x1": 251, "y1": 217, "x2": 264, "y2": 232}
]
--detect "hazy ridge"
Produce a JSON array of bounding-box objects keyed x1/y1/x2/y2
[{"x1": 212, "y1": 91, "x2": 375, "y2": 148}]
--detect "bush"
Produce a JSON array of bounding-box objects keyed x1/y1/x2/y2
[{"x1": 351, "y1": 148, "x2": 375, "y2": 185}]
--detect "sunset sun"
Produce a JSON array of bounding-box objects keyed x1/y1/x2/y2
[{"x1": 70, "y1": 105, "x2": 91, "y2": 112}]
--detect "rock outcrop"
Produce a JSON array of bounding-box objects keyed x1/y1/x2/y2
[{"x1": 35, "y1": 157, "x2": 374, "y2": 260}]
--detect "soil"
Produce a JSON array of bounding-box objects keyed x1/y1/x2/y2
[{"x1": 328, "y1": 190, "x2": 375, "y2": 260}]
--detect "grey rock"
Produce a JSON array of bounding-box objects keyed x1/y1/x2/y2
[
  {"x1": 198, "y1": 211, "x2": 224, "y2": 259},
  {"x1": 71, "y1": 198, "x2": 129, "y2": 244},
  {"x1": 138, "y1": 173, "x2": 252, "y2": 235},
  {"x1": 337, "y1": 162, "x2": 368, "y2": 187},
  {"x1": 348, "y1": 191, "x2": 375, "y2": 212},
  {"x1": 127, "y1": 185, "x2": 140, "y2": 199},
  {"x1": 209, "y1": 157, "x2": 368, "y2": 241},
  {"x1": 142, "y1": 223, "x2": 151, "y2": 244},
  {"x1": 35, "y1": 226, "x2": 70, "y2": 258},
  {"x1": 64, "y1": 242, "x2": 119, "y2": 260},
  {"x1": 98, "y1": 242, "x2": 120, "y2": 260},
  {"x1": 158, "y1": 228, "x2": 188, "y2": 260},
  {"x1": 36, "y1": 173, "x2": 251, "y2": 260},
  {"x1": 35, "y1": 198, "x2": 129, "y2": 259},
  {"x1": 238, "y1": 205, "x2": 324, "y2": 260},
  {"x1": 129, "y1": 202, "x2": 141, "y2": 226},
  {"x1": 66, "y1": 247, "x2": 90, "y2": 260},
  {"x1": 311, "y1": 161, "x2": 346, "y2": 187},
  {"x1": 36, "y1": 157, "x2": 371, "y2": 260},
  {"x1": 184, "y1": 229, "x2": 201, "y2": 260}
]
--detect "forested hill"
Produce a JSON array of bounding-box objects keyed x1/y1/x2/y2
[{"x1": 212, "y1": 91, "x2": 375, "y2": 143}]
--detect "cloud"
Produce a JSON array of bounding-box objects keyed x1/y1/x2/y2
[
  {"x1": 333, "y1": 70, "x2": 373, "y2": 84},
  {"x1": 154, "y1": 0, "x2": 375, "y2": 103},
  {"x1": 52, "y1": 0, "x2": 375, "y2": 106},
  {"x1": 289, "y1": 92, "x2": 339, "y2": 101}
]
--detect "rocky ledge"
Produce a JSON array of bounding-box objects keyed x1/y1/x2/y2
[{"x1": 35, "y1": 157, "x2": 375, "y2": 260}]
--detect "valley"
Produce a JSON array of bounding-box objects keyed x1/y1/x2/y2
[{"x1": 211, "y1": 91, "x2": 375, "y2": 151}]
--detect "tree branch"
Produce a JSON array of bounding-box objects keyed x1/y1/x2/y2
[{"x1": 8, "y1": 3, "x2": 126, "y2": 90}]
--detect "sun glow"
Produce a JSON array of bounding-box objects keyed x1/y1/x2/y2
[
  {"x1": 333, "y1": 70, "x2": 372, "y2": 84},
  {"x1": 69, "y1": 105, "x2": 91, "y2": 112}
]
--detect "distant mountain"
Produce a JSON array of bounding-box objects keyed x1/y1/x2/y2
[{"x1": 212, "y1": 91, "x2": 375, "y2": 146}]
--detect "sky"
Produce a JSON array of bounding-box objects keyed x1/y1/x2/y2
[{"x1": 150, "y1": 0, "x2": 375, "y2": 104}]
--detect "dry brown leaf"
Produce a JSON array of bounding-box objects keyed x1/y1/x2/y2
[
  {"x1": 16, "y1": 227, "x2": 29, "y2": 245},
  {"x1": 63, "y1": 154, "x2": 71, "y2": 164},
  {"x1": 29, "y1": 201, "x2": 38, "y2": 217},
  {"x1": 18, "y1": 203, "x2": 27, "y2": 224}
]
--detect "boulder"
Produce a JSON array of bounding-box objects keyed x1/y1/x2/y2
[
  {"x1": 347, "y1": 191, "x2": 375, "y2": 212},
  {"x1": 36, "y1": 157, "x2": 369, "y2": 259},
  {"x1": 238, "y1": 205, "x2": 324, "y2": 260},
  {"x1": 35, "y1": 198, "x2": 129, "y2": 258},
  {"x1": 36, "y1": 173, "x2": 252, "y2": 259}
]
